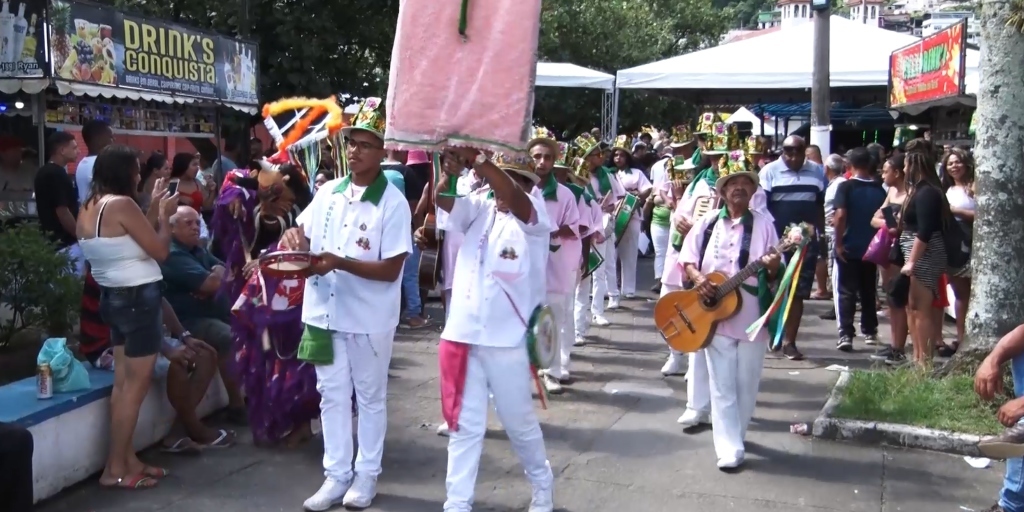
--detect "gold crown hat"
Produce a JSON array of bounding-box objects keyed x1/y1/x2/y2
[
  {"x1": 573, "y1": 132, "x2": 603, "y2": 161},
  {"x1": 715, "y1": 150, "x2": 758, "y2": 192},
  {"x1": 745, "y1": 135, "x2": 768, "y2": 155},
  {"x1": 554, "y1": 141, "x2": 572, "y2": 170},
  {"x1": 527, "y1": 126, "x2": 560, "y2": 154},
  {"x1": 695, "y1": 112, "x2": 725, "y2": 135},
  {"x1": 611, "y1": 134, "x2": 632, "y2": 155},
  {"x1": 492, "y1": 152, "x2": 541, "y2": 185},
  {"x1": 704, "y1": 122, "x2": 742, "y2": 155},
  {"x1": 341, "y1": 97, "x2": 386, "y2": 141},
  {"x1": 669, "y1": 125, "x2": 696, "y2": 148}
]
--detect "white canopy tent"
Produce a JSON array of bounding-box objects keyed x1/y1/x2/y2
[
  {"x1": 617, "y1": 16, "x2": 977, "y2": 91},
  {"x1": 727, "y1": 106, "x2": 776, "y2": 136},
  {"x1": 535, "y1": 62, "x2": 618, "y2": 140}
]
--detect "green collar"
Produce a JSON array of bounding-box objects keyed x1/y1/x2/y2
[
  {"x1": 718, "y1": 207, "x2": 752, "y2": 223},
  {"x1": 541, "y1": 173, "x2": 558, "y2": 201},
  {"x1": 592, "y1": 166, "x2": 614, "y2": 195},
  {"x1": 332, "y1": 170, "x2": 389, "y2": 205}
]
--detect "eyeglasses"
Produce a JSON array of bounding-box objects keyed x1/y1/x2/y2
[
  {"x1": 345, "y1": 139, "x2": 384, "y2": 152},
  {"x1": 782, "y1": 146, "x2": 804, "y2": 155}
]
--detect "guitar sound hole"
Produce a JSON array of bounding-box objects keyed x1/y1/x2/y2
[{"x1": 702, "y1": 298, "x2": 718, "y2": 308}]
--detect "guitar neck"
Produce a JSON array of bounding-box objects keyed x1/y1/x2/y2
[{"x1": 713, "y1": 244, "x2": 785, "y2": 299}]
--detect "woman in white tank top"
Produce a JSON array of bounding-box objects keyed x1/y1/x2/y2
[
  {"x1": 76, "y1": 144, "x2": 179, "y2": 490},
  {"x1": 939, "y1": 148, "x2": 975, "y2": 357}
]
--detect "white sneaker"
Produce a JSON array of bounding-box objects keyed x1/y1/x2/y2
[
  {"x1": 661, "y1": 354, "x2": 685, "y2": 376},
  {"x1": 540, "y1": 372, "x2": 564, "y2": 394},
  {"x1": 573, "y1": 335, "x2": 587, "y2": 347},
  {"x1": 528, "y1": 484, "x2": 554, "y2": 512},
  {"x1": 624, "y1": 293, "x2": 636, "y2": 299},
  {"x1": 303, "y1": 478, "x2": 351, "y2": 511},
  {"x1": 607, "y1": 296, "x2": 621, "y2": 310},
  {"x1": 592, "y1": 314, "x2": 610, "y2": 326},
  {"x1": 717, "y1": 455, "x2": 743, "y2": 470},
  {"x1": 341, "y1": 473, "x2": 377, "y2": 509},
  {"x1": 436, "y1": 422, "x2": 450, "y2": 437},
  {"x1": 677, "y1": 408, "x2": 711, "y2": 427}
]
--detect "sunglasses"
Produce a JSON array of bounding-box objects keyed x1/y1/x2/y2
[{"x1": 782, "y1": 146, "x2": 804, "y2": 155}]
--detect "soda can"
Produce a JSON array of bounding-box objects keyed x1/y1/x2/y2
[{"x1": 37, "y1": 363, "x2": 53, "y2": 399}]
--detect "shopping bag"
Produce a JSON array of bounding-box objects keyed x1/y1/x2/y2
[
  {"x1": 863, "y1": 228, "x2": 893, "y2": 267},
  {"x1": 37, "y1": 338, "x2": 91, "y2": 393}
]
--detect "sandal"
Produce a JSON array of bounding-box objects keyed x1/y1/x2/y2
[
  {"x1": 161, "y1": 437, "x2": 202, "y2": 455},
  {"x1": 937, "y1": 342, "x2": 959, "y2": 358},
  {"x1": 143, "y1": 466, "x2": 170, "y2": 478},
  {"x1": 203, "y1": 429, "x2": 236, "y2": 448},
  {"x1": 810, "y1": 291, "x2": 832, "y2": 301},
  {"x1": 101, "y1": 474, "x2": 158, "y2": 490}
]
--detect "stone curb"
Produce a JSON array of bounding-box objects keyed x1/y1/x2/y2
[{"x1": 811, "y1": 370, "x2": 984, "y2": 457}]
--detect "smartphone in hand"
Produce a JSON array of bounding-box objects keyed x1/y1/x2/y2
[
  {"x1": 882, "y1": 207, "x2": 897, "y2": 228},
  {"x1": 167, "y1": 179, "x2": 180, "y2": 196}
]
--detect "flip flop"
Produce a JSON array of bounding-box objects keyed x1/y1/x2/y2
[
  {"x1": 143, "y1": 466, "x2": 170, "y2": 478},
  {"x1": 101, "y1": 474, "x2": 158, "y2": 490},
  {"x1": 203, "y1": 429, "x2": 236, "y2": 448},
  {"x1": 161, "y1": 437, "x2": 202, "y2": 455}
]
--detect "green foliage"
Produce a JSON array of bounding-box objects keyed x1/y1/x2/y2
[
  {"x1": 0, "y1": 224, "x2": 82, "y2": 346},
  {"x1": 833, "y1": 367, "x2": 1005, "y2": 435},
  {"x1": 536, "y1": 0, "x2": 730, "y2": 135}
]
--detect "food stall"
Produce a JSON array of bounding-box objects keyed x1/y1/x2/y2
[
  {"x1": 45, "y1": 0, "x2": 260, "y2": 167},
  {"x1": 887, "y1": 19, "x2": 975, "y2": 149}
]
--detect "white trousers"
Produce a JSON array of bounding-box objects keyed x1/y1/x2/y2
[
  {"x1": 574, "y1": 273, "x2": 592, "y2": 336},
  {"x1": 546, "y1": 277, "x2": 577, "y2": 379},
  {"x1": 445, "y1": 345, "x2": 553, "y2": 511},
  {"x1": 705, "y1": 334, "x2": 767, "y2": 461},
  {"x1": 315, "y1": 329, "x2": 395, "y2": 482},
  {"x1": 608, "y1": 219, "x2": 640, "y2": 297},
  {"x1": 651, "y1": 223, "x2": 671, "y2": 283}
]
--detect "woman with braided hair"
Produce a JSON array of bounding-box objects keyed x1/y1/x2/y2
[{"x1": 897, "y1": 139, "x2": 951, "y2": 366}]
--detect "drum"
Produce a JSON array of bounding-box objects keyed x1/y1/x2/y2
[
  {"x1": 581, "y1": 247, "x2": 604, "y2": 280},
  {"x1": 527, "y1": 305, "x2": 558, "y2": 369},
  {"x1": 259, "y1": 251, "x2": 320, "y2": 278},
  {"x1": 612, "y1": 193, "x2": 639, "y2": 245}
]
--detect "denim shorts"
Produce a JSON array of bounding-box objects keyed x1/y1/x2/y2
[{"x1": 99, "y1": 281, "x2": 164, "y2": 358}]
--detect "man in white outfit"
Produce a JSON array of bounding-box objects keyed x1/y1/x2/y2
[
  {"x1": 571, "y1": 133, "x2": 625, "y2": 327},
  {"x1": 677, "y1": 150, "x2": 780, "y2": 470},
  {"x1": 282, "y1": 98, "x2": 412, "y2": 511},
  {"x1": 434, "y1": 147, "x2": 555, "y2": 512}
]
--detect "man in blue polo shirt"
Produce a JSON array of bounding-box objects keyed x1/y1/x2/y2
[
  {"x1": 759, "y1": 135, "x2": 827, "y2": 360},
  {"x1": 831, "y1": 148, "x2": 887, "y2": 352}
]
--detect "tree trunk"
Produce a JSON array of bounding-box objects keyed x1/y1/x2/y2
[{"x1": 940, "y1": 0, "x2": 1024, "y2": 375}]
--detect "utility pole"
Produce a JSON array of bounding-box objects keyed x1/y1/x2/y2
[
  {"x1": 239, "y1": 0, "x2": 250, "y2": 37},
  {"x1": 811, "y1": 0, "x2": 830, "y2": 155}
]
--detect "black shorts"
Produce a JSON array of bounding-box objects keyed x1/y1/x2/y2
[{"x1": 99, "y1": 281, "x2": 164, "y2": 358}]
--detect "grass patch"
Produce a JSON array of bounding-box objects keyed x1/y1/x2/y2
[{"x1": 832, "y1": 367, "x2": 1005, "y2": 436}]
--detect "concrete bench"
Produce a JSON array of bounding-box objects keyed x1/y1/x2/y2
[{"x1": 0, "y1": 366, "x2": 227, "y2": 503}]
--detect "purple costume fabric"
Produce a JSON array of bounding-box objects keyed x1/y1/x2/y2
[{"x1": 212, "y1": 171, "x2": 320, "y2": 445}]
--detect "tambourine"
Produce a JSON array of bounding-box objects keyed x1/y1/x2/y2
[
  {"x1": 527, "y1": 305, "x2": 558, "y2": 369},
  {"x1": 258, "y1": 251, "x2": 321, "y2": 278}
]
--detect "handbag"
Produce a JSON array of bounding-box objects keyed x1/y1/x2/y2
[{"x1": 863, "y1": 228, "x2": 893, "y2": 266}]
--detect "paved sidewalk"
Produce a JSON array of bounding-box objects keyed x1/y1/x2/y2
[{"x1": 37, "y1": 260, "x2": 1004, "y2": 512}]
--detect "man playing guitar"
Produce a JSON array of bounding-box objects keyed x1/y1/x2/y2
[{"x1": 677, "y1": 161, "x2": 780, "y2": 471}]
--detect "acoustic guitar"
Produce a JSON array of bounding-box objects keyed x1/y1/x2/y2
[
  {"x1": 418, "y1": 212, "x2": 443, "y2": 288},
  {"x1": 653, "y1": 238, "x2": 793, "y2": 353},
  {"x1": 418, "y1": 153, "x2": 444, "y2": 289}
]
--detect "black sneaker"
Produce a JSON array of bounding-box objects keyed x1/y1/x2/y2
[
  {"x1": 837, "y1": 336, "x2": 853, "y2": 352},
  {"x1": 782, "y1": 343, "x2": 805, "y2": 361},
  {"x1": 884, "y1": 349, "x2": 908, "y2": 366},
  {"x1": 869, "y1": 345, "x2": 893, "y2": 361},
  {"x1": 819, "y1": 310, "x2": 836, "y2": 320},
  {"x1": 863, "y1": 334, "x2": 879, "y2": 345}
]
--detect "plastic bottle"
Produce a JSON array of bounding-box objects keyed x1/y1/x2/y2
[
  {"x1": 19, "y1": 15, "x2": 34, "y2": 63},
  {"x1": 11, "y1": 3, "x2": 27, "y2": 75}
]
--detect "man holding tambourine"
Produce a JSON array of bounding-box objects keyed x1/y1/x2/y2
[
  {"x1": 278, "y1": 98, "x2": 413, "y2": 512},
  {"x1": 432, "y1": 146, "x2": 557, "y2": 512}
]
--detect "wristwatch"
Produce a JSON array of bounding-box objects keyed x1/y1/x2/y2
[{"x1": 176, "y1": 330, "x2": 192, "y2": 343}]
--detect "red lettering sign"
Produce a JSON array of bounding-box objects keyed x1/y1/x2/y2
[{"x1": 888, "y1": 21, "x2": 967, "y2": 108}]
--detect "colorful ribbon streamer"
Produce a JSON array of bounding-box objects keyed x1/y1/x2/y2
[{"x1": 746, "y1": 238, "x2": 810, "y2": 350}]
